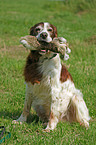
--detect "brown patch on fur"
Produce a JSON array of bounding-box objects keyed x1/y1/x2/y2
[
  {"x1": 30, "y1": 22, "x2": 44, "y2": 36},
  {"x1": 50, "y1": 24, "x2": 57, "y2": 38},
  {"x1": 24, "y1": 51, "x2": 43, "y2": 84},
  {"x1": 60, "y1": 65, "x2": 73, "y2": 83}
]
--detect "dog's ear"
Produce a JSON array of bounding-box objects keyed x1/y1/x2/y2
[
  {"x1": 53, "y1": 25, "x2": 58, "y2": 37},
  {"x1": 50, "y1": 24, "x2": 58, "y2": 38},
  {"x1": 30, "y1": 26, "x2": 36, "y2": 36}
]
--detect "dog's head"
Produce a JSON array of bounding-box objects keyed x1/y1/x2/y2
[{"x1": 30, "y1": 22, "x2": 57, "y2": 43}]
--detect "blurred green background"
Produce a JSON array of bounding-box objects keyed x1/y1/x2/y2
[{"x1": 0, "y1": 0, "x2": 96, "y2": 144}]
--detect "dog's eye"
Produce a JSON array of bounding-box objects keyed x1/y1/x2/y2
[
  {"x1": 48, "y1": 28, "x2": 52, "y2": 32},
  {"x1": 36, "y1": 28, "x2": 40, "y2": 32}
]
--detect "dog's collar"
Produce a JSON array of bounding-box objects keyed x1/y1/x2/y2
[
  {"x1": 31, "y1": 50, "x2": 57, "y2": 62},
  {"x1": 40, "y1": 53, "x2": 57, "y2": 63},
  {"x1": 49, "y1": 53, "x2": 57, "y2": 60}
]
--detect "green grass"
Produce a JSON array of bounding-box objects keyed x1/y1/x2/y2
[{"x1": 0, "y1": 0, "x2": 96, "y2": 144}]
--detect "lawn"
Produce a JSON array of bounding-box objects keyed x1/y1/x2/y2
[{"x1": 0, "y1": 0, "x2": 96, "y2": 144}]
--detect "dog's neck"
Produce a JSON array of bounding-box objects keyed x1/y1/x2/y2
[
  {"x1": 24, "y1": 51, "x2": 61, "y2": 85},
  {"x1": 39, "y1": 52, "x2": 61, "y2": 77}
]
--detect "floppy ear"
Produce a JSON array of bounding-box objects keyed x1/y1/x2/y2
[
  {"x1": 30, "y1": 26, "x2": 36, "y2": 36},
  {"x1": 50, "y1": 24, "x2": 58, "y2": 38},
  {"x1": 53, "y1": 25, "x2": 58, "y2": 37}
]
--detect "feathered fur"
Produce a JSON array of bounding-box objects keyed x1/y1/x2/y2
[{"x1": 15, "y1": 22, "x2": 90, "y2": 131}]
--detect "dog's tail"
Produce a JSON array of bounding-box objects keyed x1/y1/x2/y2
[{"x1": 66, "y1": 89, "x2": 90, "y2": 128}]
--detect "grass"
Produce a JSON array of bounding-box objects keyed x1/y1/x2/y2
[{"x1": 0, "y1": 0, "x2": 96, "y2": 144}]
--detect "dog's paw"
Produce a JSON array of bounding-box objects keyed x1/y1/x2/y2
[
  {"x1": 80, "y1": 120, "x2": 89, "y2": 129},
  {"x1": 12, "y1": 120, "x2": 22, "y2": 124},
  {"x1": 12, "y1": 114, "x2": 27, "y2": 124},
  {"x1": 42, "y1": 128, "x2": 51, "y2": 133}
]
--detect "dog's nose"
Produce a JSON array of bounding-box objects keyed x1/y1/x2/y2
[{"x1": 40, "y1": 32, "x2": 48, "y2": 39}]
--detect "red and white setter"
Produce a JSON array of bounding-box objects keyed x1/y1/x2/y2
[{"x1": 14, "y1": 22, "x2": 90, "y2": 131}]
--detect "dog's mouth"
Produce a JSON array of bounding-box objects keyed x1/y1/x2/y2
[
  {"x1": 40, "y1": 49, "x2": 46, "y2": 53},
  {"x1": 39, "y1": 49, "x2": 50, "y2": 55},
  {"x1": 37, "y1": 40, "x2": 50, "y2": 54},
  {"x1": 38, "y1": 39, "x2": 49, "y2": 45}
]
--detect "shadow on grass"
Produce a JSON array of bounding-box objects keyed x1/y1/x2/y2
[{"x1": 0, "y1": 111, "x2": 40, "y2": 124}]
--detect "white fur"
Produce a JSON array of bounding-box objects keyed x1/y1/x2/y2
[
  {"x1": 16, "y1": 53, "x2": 90, "y2": 130},
  {"x1": 36, "y1": 22, "x2": 52, "y2": 42}
]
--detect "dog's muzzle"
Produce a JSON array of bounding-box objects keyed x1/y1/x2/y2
[{"x1": 40, "y1": 32, "x2": 48, "y2": 39}]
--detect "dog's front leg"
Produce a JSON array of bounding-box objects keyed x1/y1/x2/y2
[
  {"x1": 17, "y1": 94, "x2": 32, "y2": 122},
  {"x1": 45, "y1": 90, "x2": 60, "y2": 131},
  {"x1": 14, "y1": 85, "x2": 33, "y2": 123},
  {"x1": 45, "y1": 111, "x2": 59, "y2": 131}
]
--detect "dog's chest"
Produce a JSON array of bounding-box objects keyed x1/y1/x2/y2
[
  {"x1": 26, "y1": 56, "x2": 62, "y2": 108},
  {"x1": 26, "y1": 71, "x2": 60, "y2": 106}
]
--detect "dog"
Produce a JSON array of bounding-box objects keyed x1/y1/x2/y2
[{"x1": 15, "y1": 22, "x2": 90, "y2": 131}]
